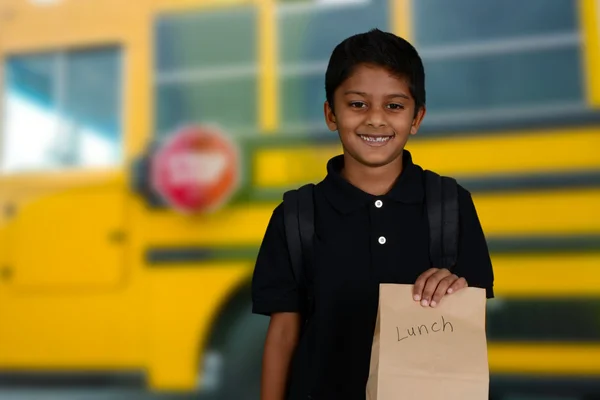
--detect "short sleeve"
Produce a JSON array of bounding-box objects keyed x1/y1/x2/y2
[
  {"x1": 251, "y1": 203, "x2": 303, "y2": 316},
  {"x1": 454, "y1": 186, "x2": 495, "y2": 299}
]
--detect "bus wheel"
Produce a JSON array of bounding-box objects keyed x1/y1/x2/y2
[{"x1": 215, "y1": 304, "x2": 268, "y2": 400}]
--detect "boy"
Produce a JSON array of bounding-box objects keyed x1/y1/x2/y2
[{"x1": 252, "y1": 29, "x2": 494, "y2": 400}]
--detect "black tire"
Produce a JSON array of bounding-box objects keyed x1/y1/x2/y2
[{"x1": 216, "y1": 304, "x2": 268, "y2": 400}]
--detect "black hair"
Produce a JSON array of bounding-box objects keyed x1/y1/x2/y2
[{"x1": 325, "y1": 28, "x2": 426, "y2": 116}]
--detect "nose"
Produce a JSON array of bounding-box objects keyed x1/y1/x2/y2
[{"x1": 366, "y1": 106, "x2": 387, "y2": 128}]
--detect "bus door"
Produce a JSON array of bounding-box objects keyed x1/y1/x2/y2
[
  {"x1": 0, "y1": 43, "x2": 130, "y2": 364},
  {"x1": 0, "y1": 47, "x2": 126, "y2": 292}
]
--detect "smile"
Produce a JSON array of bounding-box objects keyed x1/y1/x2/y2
[{"x1": 358, "y1": 134, "x2": 395, "y2": 146}]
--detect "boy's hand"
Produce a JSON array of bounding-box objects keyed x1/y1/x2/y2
[{"x1": 413, "y1": 268, "x2": 467, "y2": 307}]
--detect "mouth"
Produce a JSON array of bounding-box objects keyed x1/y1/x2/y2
[{"x1": 358, "y1": 133, "x2": 395, "y2": 146}]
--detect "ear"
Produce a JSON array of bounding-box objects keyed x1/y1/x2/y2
[
  {"x1": 324, "y1": 101, "x2": 337, "y2": 131},
  {"x1": 410, "y1": 106, "x2": 426, "y2": 135}
]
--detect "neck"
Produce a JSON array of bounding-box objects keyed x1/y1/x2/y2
[{"x1": 341, "y1": 152, "x2": 404, "y2": 196}]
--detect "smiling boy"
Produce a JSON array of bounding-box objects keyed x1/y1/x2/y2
[{"x1": 252, "y1": 29, "x2": 494, "y2": 400}]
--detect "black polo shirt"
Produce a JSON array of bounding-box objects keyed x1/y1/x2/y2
[{"x1": 252, "y1": 150, "x2": 494, "y2": 400}]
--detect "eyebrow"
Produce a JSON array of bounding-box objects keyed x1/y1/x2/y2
[{"x1": 344, "y1": 90, "x2": 410, "y2": 100}]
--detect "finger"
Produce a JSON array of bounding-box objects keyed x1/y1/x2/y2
[
  {"x1": 447, "y1": 277, "x2": 468, "y2": 294},
  {"x1": 413, "y1": 268, "x2": 439, "y2": 301},
  {"x1": 421, "y1": 269, "x2": 451, "y2": 307},
  {"x1": 430, "y1": 275, "x2": 458, "y2": 307}
]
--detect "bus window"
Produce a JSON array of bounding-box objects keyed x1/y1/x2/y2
[
  {"x1": 411, "y1": 0, "x2": 585, "y2": 131},
  {"x1": 154, "y1": 7, "x2": 258, "y2": 138},
  {"x1": 413, "y1": 0, "x2": 577, "y2": 46},
  {"x1": 1, "y1": 47, "x2": 123, "y2": 173},
  {"x1": 278, "y1": 0, "x2": 386, "y2": 131}
]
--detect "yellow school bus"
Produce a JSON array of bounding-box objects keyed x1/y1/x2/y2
[{"x1": 0, "y1": 0, "x2": 599, "y2": 398}]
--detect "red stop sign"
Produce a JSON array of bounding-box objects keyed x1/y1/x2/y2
[{"x1": 150, "y1": 125, "x2": 240, "y2": 213}]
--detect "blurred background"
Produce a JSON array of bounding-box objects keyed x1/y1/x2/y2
[{"x1": 0, "y1": 0, "x2": 599, "y2": 399}]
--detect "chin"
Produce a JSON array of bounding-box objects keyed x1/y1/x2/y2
[{"x1": 351, "y1": 149, "x2": 402, "y2": 168}]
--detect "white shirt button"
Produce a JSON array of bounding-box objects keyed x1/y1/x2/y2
[
  {"x1": 378, "y1": 236, "x2": 387, "y2": 245},
  {"x1": 375, "y1": 200, "x2": 383, "y2": 208}
]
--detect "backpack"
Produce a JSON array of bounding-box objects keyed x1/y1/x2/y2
[{"x1": 282, "y1": 170, "x2": 459, "y2": 320}]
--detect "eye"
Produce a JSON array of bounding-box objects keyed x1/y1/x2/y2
[
  {"x1": 387, "y1": 103, "x2": 405, "y2": 110},
  {"x1": 349, "y1": 101, "x2": 367, "y2": 108}
]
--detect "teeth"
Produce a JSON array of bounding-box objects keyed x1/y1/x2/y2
[{"x1": 360, "y1": 135, "x2": 391, "y2": 142}]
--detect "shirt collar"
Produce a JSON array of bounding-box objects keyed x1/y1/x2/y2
[{"x1": 322, "y1": 150, "x2": 424, "y2": 214}]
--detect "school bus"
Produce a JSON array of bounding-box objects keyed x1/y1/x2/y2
[{"x1": 0, "y1": 0, "x2": 599, "y2": 399}]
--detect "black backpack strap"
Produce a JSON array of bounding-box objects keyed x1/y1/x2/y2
[
  {"x1": 297, "y1": 184, "x2": 315, "y2": 269},
  {"x1": 424, "y1": 170, "x2": 459, "y2": 270},
  {"x1": 283, "y1": 184, "x2": 315, "y2": 316},
  {"x1": 283, "y1": 189, "x2": 302, "y2": 284}
]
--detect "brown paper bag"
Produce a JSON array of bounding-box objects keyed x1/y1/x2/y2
[{"x1": 367, "y1": 284, "x2": 489, "y2": 400}]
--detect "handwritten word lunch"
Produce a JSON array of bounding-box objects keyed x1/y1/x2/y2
[{"x1": 396, "y1": 316, "x2": 454, "y2": 342}]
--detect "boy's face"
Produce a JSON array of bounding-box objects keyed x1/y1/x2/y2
[{"x1": 324, "y1": 63, "x2": 425, "y2": 168}]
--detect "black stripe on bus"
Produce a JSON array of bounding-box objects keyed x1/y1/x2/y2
[
  {"x1": 490, "y1": 374, "x2": 600, "y2": 397},
  {"x1": 0, "y1": 371, "x2": 144, "y2": 388},
  {"x1": 458, "y1": 170, "x2": 600, "y2": 194},
  {"x1": 145, "y1": 235, "x2": 600, "y2": 265},
  {"x1": 488, "y1": 235, "x2": 600, "y2": 254},
  {"x1": 146, "y1": 246, "x2": 258, "y2": 264},
  {"x1": 487, "y1": 298, "x2": 600, "y2": 342}
]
